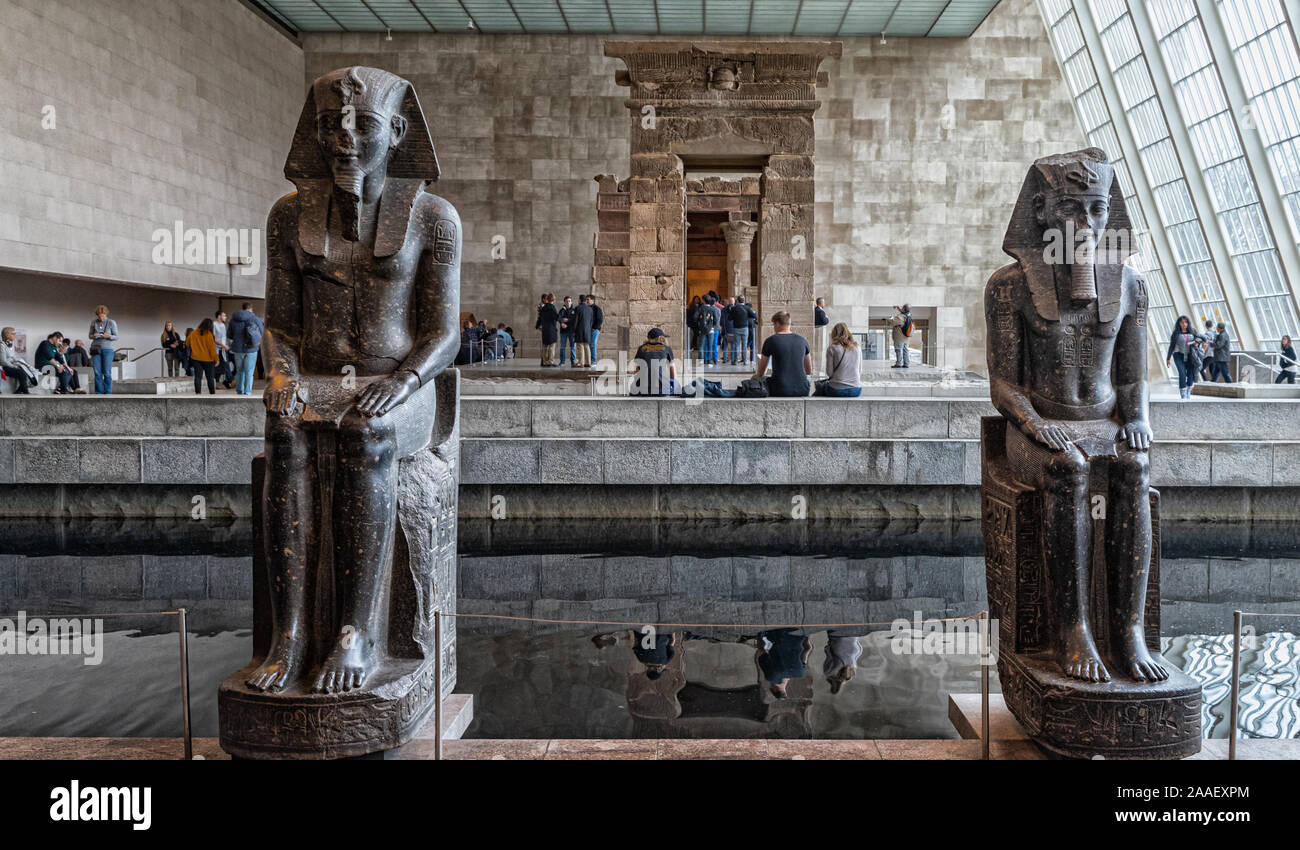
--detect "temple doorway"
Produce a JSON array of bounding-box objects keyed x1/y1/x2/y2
[{"x1": 686, "y1": 212, "x2": 728, "y2": 304}]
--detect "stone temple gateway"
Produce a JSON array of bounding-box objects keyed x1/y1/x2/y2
[{"x1": 593, "y1": 41, "x2": 842, "y2": 352}]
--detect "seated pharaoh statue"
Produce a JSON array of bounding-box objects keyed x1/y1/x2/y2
[
  {"x1": 981, "y1": 148, "x2": 1200, "y2": 759},
  {"x1": 220, "y1": 66, "x2": 462, "y2": 758}
]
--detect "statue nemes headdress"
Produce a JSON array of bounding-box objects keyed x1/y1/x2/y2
[
  {"x1": 284, "y1": 67, "x2": 439, "y2": 258},
  {"x1": 1002, "y1": 148, "x2": 1134, "y2": 324}
]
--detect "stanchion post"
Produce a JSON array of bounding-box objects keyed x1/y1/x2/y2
[
  {"x1": 178, "y1": 607, "x2": 193, "y2": 761},
  {"x1": 981, "y1": 611, "x2": 990, "y2": 761},
  {"x1": 434, "y1": 610, "x2": 442, "y2": 762},
  {"x1": 1229, "y1": 610, "x2": 1242, "y2": 761}
]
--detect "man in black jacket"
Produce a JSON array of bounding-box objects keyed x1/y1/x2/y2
[
  {"x1": 557, "y1": 296, "x2": 577, "y2": 366},
  {"x1": 743, "y1": 296, "x2": 758, "y2": 362},
  {"x1": 586, "y1": 294, "x2": 604, "y2": 363},
  {"x1": 729, "y1": 298, "x2": 752, "y2": 364},
  {"x1": 573, "y1": 296, "x2": 594, "y2": 368},
  {"x1": 1211, "y1": 322, "x2": 1232, "y2": 383}
]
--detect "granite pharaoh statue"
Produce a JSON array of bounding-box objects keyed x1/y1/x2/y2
[
  {"x1": 220, "y1": 66, "x2": 461, "y2": 758},
  {"x1": 981, "y1": 148, "x2": 1200, "y2": 758}
]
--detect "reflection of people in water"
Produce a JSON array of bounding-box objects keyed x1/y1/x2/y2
[
  {"x1": 749, "y1": 628, "x2": 813, "y2": 699},
  {"x1": 823, "y1": 635, "x2": 863, "y2": 694},
  {"x1": 593, "y1": 629, "x2": 686, "y2": 720},
  {"x1": 632, "y1": 630, "x2": 675, "y2": 680}
]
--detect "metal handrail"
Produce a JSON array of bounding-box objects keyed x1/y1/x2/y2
[
  {"x1": 1228, "y1": 609, "x2": 1300, "y2": 760},
  {"x1": 130, "y1": 346, "x2": 161, "y2": 362},
  {"x1": 0, "y1": 608, "x2": 193, "y2": 759}
]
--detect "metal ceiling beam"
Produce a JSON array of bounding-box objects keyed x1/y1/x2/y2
[
  {"x1": 792, "y1": 0, "x2": 805, "y2": 35},
  {"x1": 357, "y1": 0, "x2": 389, "y2": 29},
  {"x1": 308, "y1": 0, "x2": 345, "y2": 29},
  {"x1": 503, "y1": 0, "x2": 526, "y2": 31},
  {"x1": 925, "y1": 0, "x2": 954, "y2": 36},
  {"x1": 455, "y1": 0, "x2": 481, "y2": 32},
  {"x1": 881, "y1": 0, "x2": 903, "y2": 36},
  {"x1": 835, "y1": 0, "x2": 853, "y2": 36},
  {"x1": 405, "y1": 0, "x2": 437, "y2": 31}
]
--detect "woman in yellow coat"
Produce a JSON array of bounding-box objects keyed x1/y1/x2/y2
[{"x1": 186, "y1": 318, "x2": 219, "y2": 395}]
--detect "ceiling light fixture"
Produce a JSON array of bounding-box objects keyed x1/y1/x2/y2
[
  {"x1": 880, "y1": 31, "x2": 886, "y2": 45},
  {"x1": 385, "y1": 27, "x2": 392, "y2": 41}
]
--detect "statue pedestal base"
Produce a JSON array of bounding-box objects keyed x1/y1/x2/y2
[
  {"x1": 998, "y1": 650, "x2": 1203, "y2": 759},
  {"x1": 218, "y1": 658, "x2": 437, "y2": 759}
]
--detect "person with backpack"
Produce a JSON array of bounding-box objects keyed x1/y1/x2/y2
[
  {"x1": 227, "y1": 302, "x2": 264, "y2": 396},
  {"x1": 887, "y1": 304, "x2": 913, "y2": 369},
  {"x1": 687, "y1": 295, "x2": 703, "y2": 359},
  {"x1": 696, "y1": 295, "x2": 720, "y2": 365},
  {"x1": 728, "y1": 297, "x2": 752, "y2": 365}
]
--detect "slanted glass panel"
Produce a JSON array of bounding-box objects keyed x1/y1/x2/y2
[
  {"x1": 1218, "y1": 0, "x2": 1300, "y2": 250},
  {"x1": 1152, "y1": 0, "x2": 1299, "y2": 343}
]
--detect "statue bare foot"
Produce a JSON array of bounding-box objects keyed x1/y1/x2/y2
[
  {"x1": 1060, "y1": 625, "x2": 1110, "y2": 682},
  {"x1": 312, "y1": 628, "x2": 376, "y2": 694},
  {"x1": 246, "y1": 636, "x2": 305, "y2": 692},
  {"x1": 1117, "y1": 627, "x2": 1168, "y2": 681}
]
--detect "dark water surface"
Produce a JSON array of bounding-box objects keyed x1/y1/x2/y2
[{"x1": 0, "y1": 518, "x2": 1295, "y2": 741}]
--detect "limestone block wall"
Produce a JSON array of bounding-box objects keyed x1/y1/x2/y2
[
  {"x1": 301, "y1": 0, "x2": 1081, "y2": 373},
  {"x1": 0, "y1": 0, "x2": 302, "y2": 296},
  {"x1": 814, "y1": 0, "x2": 1085, "y2": 370}
]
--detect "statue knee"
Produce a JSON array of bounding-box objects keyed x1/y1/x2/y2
[
  {"x1": 1044, "y1": 447, "x2": 1088, "y2": 483},
  {"x1": 265, "y1": 415, "x2": 303, "y2": 448},
  {"x1": 337, "y1": 411, "x2": 396, "y2": 463},
  {"x1": 1115, "y1": 450, "x2": 1150, "y2": 485}
]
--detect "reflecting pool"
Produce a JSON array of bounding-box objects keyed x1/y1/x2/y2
[{"x1": 0, "y1": 517, "x2": 1295, "y2": 741}]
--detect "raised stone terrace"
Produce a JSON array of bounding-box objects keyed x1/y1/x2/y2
[{"x1": 1, "y1": 392, "x2": 1296, "y2": 521}]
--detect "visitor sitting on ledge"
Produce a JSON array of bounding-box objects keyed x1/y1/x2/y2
[
  {"x1": 629, "y1": 327, "x2": 678, "y2": 396},
  {"x1": 756, "y1": 311, "x2": 811, "y2": 397},
  {"x1": 814, "y1": 322, "x2": 861, "y2": 397},
  {"x1": 0, "y1": 327, "x2": 37, "y2": 394}
]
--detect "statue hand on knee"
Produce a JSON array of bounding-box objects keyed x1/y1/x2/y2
[
  {"x1": 1025, "y1": 419, "x2": 1074, "y2": 452},
  {"x1": 357, "y1": 370, "x2": 420, "y2": 417},
  {"x1": 1117, "y1": 419, "x2": 1152, "y2": 451},
  {"x1": 265, "y1": 373, "x2": 303, "y2": 416}
]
